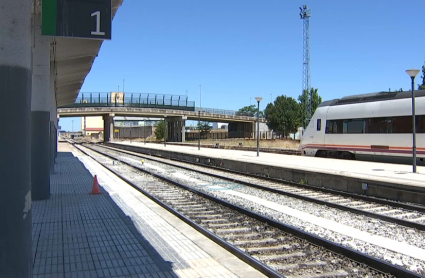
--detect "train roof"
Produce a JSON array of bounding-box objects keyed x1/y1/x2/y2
[{"x1": 319, "y1": 89, "x2": 425, "y2": 107}]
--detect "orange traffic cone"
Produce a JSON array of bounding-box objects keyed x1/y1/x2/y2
[{"x1": 90, "y1": 175, "x2": 101, "y2": 195}]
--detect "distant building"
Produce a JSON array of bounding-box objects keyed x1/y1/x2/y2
[
  {"x1": 212, "y1": 122, "x2": 228, "y2": 130},
  {"x1": 114, "y1": 116, "x2": 161, "y2": 127},
  {"x1": 81, "y1": 116, "x2": 103, "y2": 136}
]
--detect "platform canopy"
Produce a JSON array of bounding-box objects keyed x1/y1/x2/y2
[{"x1": 32, "y1": 0, "x2": 124, "y2": 107}]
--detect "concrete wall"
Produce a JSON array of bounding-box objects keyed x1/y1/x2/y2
[{"x1": 228, "y1": 122, "x2": 254, "y2": 138}]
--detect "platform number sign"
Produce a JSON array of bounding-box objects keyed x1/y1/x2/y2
[{"x1": 41, "y1": 0, "x2": 111, "y2": 40}]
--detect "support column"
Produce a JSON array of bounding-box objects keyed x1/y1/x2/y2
[
  {"x1": 103, "y1": 114, "x2": 114, "y2": 142},
  {"x1": 180, "y1": 116, "x2": 187, "y2": 142},
  {"x1": 181, "y1": 120, "x2": 186, "y2": 142},
  {"x1": 166, "y1": 116, "x2": 186, "y2": 142},
  {"x1": 0, "y1": 1, "x2": 33, "y2": 277},
  {"x1": 50, "y1": 60, "x2": 57, "y2": 173},
  {"x1": 31, "y1": 14, "x2": 51, "y2": 201}
]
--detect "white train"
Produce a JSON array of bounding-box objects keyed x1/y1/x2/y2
[{"x1": 299, "y1": 89, "x2": 425, "y2": 166}]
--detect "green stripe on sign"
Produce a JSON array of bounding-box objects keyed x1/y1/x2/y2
[{"x1": 41, "y1": 0, "x2": 57, "y2": 36}]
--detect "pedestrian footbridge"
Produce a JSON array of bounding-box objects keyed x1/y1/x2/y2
[{"x1": 57, "y1": 92, "x2": 266, "y2": 142}]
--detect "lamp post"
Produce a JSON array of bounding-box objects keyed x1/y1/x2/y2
[
  {"x1": 164, "y1": 117, "x2": 167, "y2": 147},
  {"x1": 198, "y1": 108, "x2": 201, "y2": 150},
  {"x1": 406, "y1": 68, "x2": 420, "y2": 173},
  {"x1": 144, "y1": 119, "x2": 146, "y2": 145},
  {"x1": 130, "y1": 121, "x2": 132, "y2": 143},
  {"x1": 199, "y1": 85, "x2": 201, "y2": 150},
  {"x1": 255, "y1": 97, "x2": 263, "y2": 157}
]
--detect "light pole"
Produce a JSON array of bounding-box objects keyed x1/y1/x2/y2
[
  {"x1": 71, "y1": 120, "x2": 74, "y2": 132},
  {"x1": 406, "y1": 68, "x2": 420, "y2": 173},
  {"x1": 199, "y1": 85, "x2": 201, "y2": 150},
  {"x1": 130, "y1": 121, "x2": 132, "y2": 143},
  {"x1": 164, "y1": 117, "x2": 167, "y2": 147},
  {"x1": 198, "y1": 108, "x2": 201, "y2": 150},
  {"x1": 144, "y1": 119, "x2": 146, "y2": 145},
  {"x1": 255, "y1": 97, "x2": 263, "y2": 157}
]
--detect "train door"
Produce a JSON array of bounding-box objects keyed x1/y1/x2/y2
[{"x1": 310, "y1": 107, "x2": 328, "y2": 146}]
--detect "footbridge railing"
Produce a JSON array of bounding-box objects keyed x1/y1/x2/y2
[
  {"x1": 58, "y1": 92, "x2": 196, "y2": 111},
  {"x1": 58, "y1": 92, "x2": 265, "y2": 118}
]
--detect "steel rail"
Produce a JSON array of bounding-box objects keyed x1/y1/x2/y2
[
  {"x1": 98, "y1": 143, "x2": 425, "y2": 231},
  {"x1": 76, "y1": 143, "x2": 423, "y2": 278}
]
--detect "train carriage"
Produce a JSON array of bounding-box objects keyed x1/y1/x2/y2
[{"x1": 299, "y1": 90, "x2": 425, "y2": 166}]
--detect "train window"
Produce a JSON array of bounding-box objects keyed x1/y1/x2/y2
[
  {"x1": 325, "y1": 120, "x2": 333, "y2": 133},
  {"x1": 326, "y1": 115, "x2": 425, "y2": 134},
  {"x1": 326, "y1": 120, "x2": 343, "y2": 134},
  {"x1": 392, "y1": 116, "x2": 411, "y2": 133},
  {"x1": 365, "y1": 118, "x2": 382, "y2": 133},
  {"x1": 317, "y1": 119, "x2": 321, "y2": 131},
  {"x1": 418, "y1": 115, "x2": 425, "y2": 133},
  {"x1": 344, "y1": 119, "x2": 365, "y2": 133}
]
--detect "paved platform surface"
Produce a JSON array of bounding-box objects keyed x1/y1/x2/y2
[
  {"x1": 113, "y1": 141, "x2": 425, "y2": 188},
  {"x1": 31, "y1": 142, "x2": 265, "y2": 278}
]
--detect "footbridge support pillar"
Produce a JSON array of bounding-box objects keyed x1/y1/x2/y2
[
  {"x1": 166, "y1": 116, "x2": 187, "y2": 142},
  {"x1": 103, "y1": 114, "x2": 115, "y2": 142},
  {"x1": 228, "y1": 122, "x2": 254, "y2": 139}
]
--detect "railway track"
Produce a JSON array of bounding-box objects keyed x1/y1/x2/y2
[
  {"x1": 95, "y1": 143, "x2": 425, "y2": 232},
  {"x1": 72, "y1": 142, "x2": 423, "y2": 277}
]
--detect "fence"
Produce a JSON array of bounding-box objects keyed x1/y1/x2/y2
[
  {"x1": 185, "y1": 131, "x2": 229, "y2": 141},
  {"x1": 196, "y1": 107, "x2": 265, "y2": 118},
  {"x1": 114, "y1": 126, "x2": 153, "y2": 139},
  {"x1": 59, "y1": 92, "x2": 196, "y2": 111}
]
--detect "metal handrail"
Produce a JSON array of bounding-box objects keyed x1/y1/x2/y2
[{"x1": 58, "y1": 92, "x2": 265, "y2": 118}]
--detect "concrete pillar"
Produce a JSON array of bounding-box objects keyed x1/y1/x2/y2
[
  {"x1": 0, "y1": 1, "x2": 33, "y2": 277},
  {"x1": 50, "y1": 61, "x2": 57, "y2": 173},
  {"x1": 166, "y1": 116, "x2": 186, "y2": 142},
  {"x1": 103, "y1": 114, "x2": 114, "y2": 142},
  {"x1": 31, "y1": 14, "x2": 51, "y2": 201},
  {"x1": 181, "y1": 120, "x2": 186, "y2": 142}
]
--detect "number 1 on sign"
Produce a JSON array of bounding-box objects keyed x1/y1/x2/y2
[{"x1": 91, "y1": 11, "x2": 105, "y2": 36}]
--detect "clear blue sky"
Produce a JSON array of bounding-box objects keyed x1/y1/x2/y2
[{"x1": 59, "y1": 0, "x2": 425, "y2": 131}]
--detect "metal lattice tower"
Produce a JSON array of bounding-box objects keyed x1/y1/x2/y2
[{"x1": 300, "y1": 5, "x2": 311, "y2": 128}]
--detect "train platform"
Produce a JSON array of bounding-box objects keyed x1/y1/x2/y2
[
  {"x1": 112, "y1": 141, "x2": 425, "y2": 188},
  {"x1": 104, "y1": 141, "x2": 425, "y2": 205},
  {"x1": 31, "y1": 142, "x2": 265, "y2": 278}
]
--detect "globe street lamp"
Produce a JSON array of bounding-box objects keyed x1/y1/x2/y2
[
  {"x1": 255, "y1": 97, "x2": 263, "y2": 157},
  {"x1": 406, "y1": 69, "x2": 420, "y2": 173}
]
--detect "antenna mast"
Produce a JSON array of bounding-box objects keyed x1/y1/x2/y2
[{"x1": 300, "y1": 5, "x2": 311, "y2": 128}]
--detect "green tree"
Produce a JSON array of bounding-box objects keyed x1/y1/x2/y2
[
  {"x1": 298, "y1": 87, "x2": 322, "y2": 128},
  {"x1": 197, "y1": 121, "x2": 212, "y2": 138},
  {"x1": 154, "y1": 120, "x2": 166, "y2": 141},
  {"x1": 419, "y1": 63, "x2": 425, "y2": 90},
  {"x1": 237, "y1": 105, "x2": 264, "y2": 117},
  {"x1": 264, "y1": 95, "x2": 300, "y2": 137}
]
